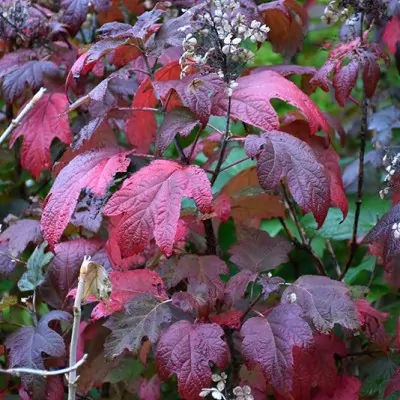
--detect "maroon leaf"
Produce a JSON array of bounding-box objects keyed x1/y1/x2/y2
[
  {"x1": 332, "y1": 59, "x2": 359, "y2": 107},
  {"x1": 362, "y1": 56, "x2": 380, "y2": 98},
  {"x1": 41, "y1": 147, "x2": 131, "y2": 248},
  {"x1": 240, "y1": 304, "x2": 313, "y2": 393},
  {"x1": 209, "y1": 309, "x2": 244, "y2": 330},
  {"x1": 355, "y1": 299, "x2": 389, "y2": 351},
  {"x1": 156, "y1": 108, "x2": 199, "y2": 154},
  {"x1": 385, "y1": 367, "x2": 400, "y2": 398},
  {"x1": 281, "y1": 275, "x2": 360, "y2": 332},
  {"x1": 172, "y1": 255, "x2": 228, "y2": 303},
  {"x1": 1, "y1": 60, "x2": 59, "y2": 103},
  {"x1": 104, "y1": 293, "x2": 176, "y2": 358},
  {"x1": 224, "y1": 270, "x2": 258, "y2": 307},
  {"x1": 5, "y1": 311, "x2": 71, "y2": 392},
  {"x1": 0, "y1": 219, "x2": 42, "y2": 257},
  {"x1": 91, "y1": 269, "x2": 168, "y2": 320},
  {"x1": 104, "y1": 160, "x2": 212, "y2": 257},
  {"x1": 138, "y1": 375, "x2": 161, "y2": 400},
  {"x1": 60, "y1": 0, "x2": 89, "y2": 33},
  {"x1": 245, "y1": 131, "x2": 330, "y2": 227},
  {"x1": 212, "y1": 70, "x2": 328, "y2": 135},
  {"x1": 154, "y1": 74, "x2": 224, "y2": 125},
  {"x1": 312, "y1": 375, "x2": 361, "y2": 400},
  {"x1": 156, "y1": 321, "x2": 230, "y2": 399},
  {"x1": 229, "y1": 228, "x2": 292, "y2": 272},
  {"x1": 10, "y1": 93, "x2": 72, "y2": 178},
  {"x1": 39, "y1": 238, "x2": 104, "y2": 309}
]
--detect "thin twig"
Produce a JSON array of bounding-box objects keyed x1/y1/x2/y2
[
  {"x1": 218, "y1": 156, "x2": 251, "y2": 173},
  {"x1": 280, "y1": 183, "x2": 327, "y2": 276},
  {"x1": 187, "y1": 125, "x2": 203, "y2": 162},
  {"x1": 326, "y1": 239, "x2": 341, "y2": 278},
  {"x1": 68, "y1": 257, "x2": 90, "y2": 400},
  {"x1": 0, "y1": 87, "x2": 46, "y2": 146},
  {"x1": 0, "y1": 355, "x2": 88, "y2": 377},
  {"x1": 339, "y1": 11, "x2": 367, "y2": 281},
  {"x1": 240, "y1": 291, "x2": 263, "y2": 323},
  {"x1": 0, "y1": 252, "x2": 26, "y2": 264}
]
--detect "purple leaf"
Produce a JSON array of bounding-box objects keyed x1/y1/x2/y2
[
  {"x1": 258, "y1": 275, "x2": 285, "y2": 299},
  {"x1": 224, "y1": 270, "x2": 258, "y2": 307},
  {"x1": 281, "y1": 275, "x2": 360, "y2": 332},
  {"x1": 240, "y1": 304, "x2": 313, "y2": 393}
]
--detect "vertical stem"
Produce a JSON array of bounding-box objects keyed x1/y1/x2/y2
[
  {"x1": 339, "y1": 11, "x2": 367, "y2": 281},
  {"x1": 68, "y1": 257, "x2": 90, "y2": 400}
]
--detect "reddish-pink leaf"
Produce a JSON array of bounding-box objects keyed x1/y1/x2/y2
[
  {"x1": 0, "y1": 219, "x2": 42, "y2": 257},
  {"x1": 212, "y1": 194, "x2": 231, "y2": 223},
  {"x1": 10, "y1": 93, "x2": 72, "y2": 178},
  {"x1": 229, "y1": 228, "x2": 292, "y2": 272},
  {"x1": 281, "y1": 275, "x2": 360, "y2": 332},
  {"x1": 91, "y1": 269, "x2": 167, "y2": 320},
  {"x1": 156, "y1": 321, "x2": 230, "y2": 400},
  {"x1": 332, "y1": 59, "x2": 359, "y2": 106},
  {"x1": 385, "y1": 367, "x2": 400, "y2": 398},
  {"x1": 240, "y1": 304, "x2": 313, "y2": 393},
  {"x1": 312, "y1": 375, "x2": 361, "y2": 400},
  {"x1": 39, "y1": 238, "x2": 104, "y2": 309},
  {"x1": 156, "y1": 107, "x2": 199, "y2": 154},
  {"x1": 245, "y1": 131, "x2": 330, "y2": 227},
  {"x1": 104, "y1": 160, "x2": 212, "y2": 257},
  {"x1": 355, "y1": 299, "x2": 389, "y2": 351},
  {"x1": 172, "y1": 255, "x2": 228, "y2": 303},
  {"x1": 44, "y1": 376, "x2": 64, "y2": 400},
  {"x1": 382, "y1": 17, "x2": 400, "y2": 54},
  {"x1": 41, "y1": 147, "x2": 131, "y2": 248},
  {"x1": 212, "y1": 70, "x2": 329, "y2": 135}
]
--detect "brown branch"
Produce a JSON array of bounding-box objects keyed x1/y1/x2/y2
[
  {"x1": 326, "y1": 239, "x2": 341, "y2": 278},
  {"x1": 218, "y1": 156, "x2": 251, "y2": 173},
  {"x1": 240, "y1": 291, "x2": 263, "y2": 323}
]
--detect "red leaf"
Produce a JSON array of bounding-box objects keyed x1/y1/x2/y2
[
  {"x1": 282, "y1": 275, "x2": 360, "y2": 332},
  {"x1": 355, "y1": 299, "x2": 389, "y2": 351},
  {"x1": 382, "y1": 17, "x2": 400, "y2": 54},
  {"x1": 139, "y1": 375, "x2": 161, "y2": 400},
  {"x1": 385, "y1": 367, "x2": 400, "y2": 398},
  {"x1": 41, "y1": 147, "x2": 131, "y2": 248},
  {"x1": 104, "y1": 160, "x2": 212, "y2": 257},
  {"x1": 209, "y1": 309, "x2": 244, "y2": 330},
  {"x1": 229, "y1": 228, "x2": 292, "y2": 272},
  {"x1": 312, "y1": 375, "x2": 361, "y2": 400},
  {"x1": 245, "y1": 131, "x2": 330, "y2": 227},
  {"x1": 212, "y1": 70, "x2": 328, "y2": 135},
  {"x1": 332, "y1": 59, "x2": 359, "y2": 107},
  {"x1": 91, "y1": 269, "x2": 167, "y2": 320},
  {"x1": 240, "y1": 304, "x2": 313, "y2": 393},
  {"x1": 172, "y1": 255, "x2": 228, "y2": 303},
  {"x1": 362, "y1": 56, "x2": 380, "y2": 98},
  {"x1": 125, "y1": 79, "x2": 158, "y2": 152},
  {"x1": 156, "y1": 321, "x2": 230, "y2": 400},
  {"x1": 10, "y1": 93, "x2": 72, "y2": 178},
  {"x1": 39, "y1": 238, "x2": 104, "y2": 309}
]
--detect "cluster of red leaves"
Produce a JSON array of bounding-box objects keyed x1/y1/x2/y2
[{"x1": 1, "y1": 0, "x2": 399, "y2": 399}]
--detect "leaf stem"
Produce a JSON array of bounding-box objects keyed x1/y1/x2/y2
[
  {"x1": 240, "y1": 291, "x2": 263, "y2": 323},
  {"x1": 218, "y1": 156, "x2": 251, "y2": 173},
  {"x1": 327, "y1": 239, "x2": 341, "y2": 278},
  {"x1": 68, "y1": 256, "x2": 90, "y2": 400},
  {"x1": 0, "y1": 87, "x2": 47, "y2": 146}
]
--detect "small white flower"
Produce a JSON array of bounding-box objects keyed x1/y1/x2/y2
[
  {"x1": 222, "y1": 44, "x2": 231, "y2": 54},
  {"x1": 250, "y1": 20, "x2": 261, "y2": 29},
  {"x1": 232, "y1": 37, "x2": 242, "y2": 45},
  {"x1": 288, "y1": 292, "x2": 297, "y2": 303},
  {"x1": 217, "y1": 380, "x2": 225, "y2": 391}
]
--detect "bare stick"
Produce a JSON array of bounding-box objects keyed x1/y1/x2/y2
[
  {"x1": 327, "y1": 239, "x2": 341, "y2": 278},
  {"x1": 0, "y1": 87, "x2": 47, "y2": 146},
  {"x1": 68, "y1": 256, "x2": 91, "y2": 400},
  {"x1": 0, "y1": 354, "x2": 88, "y2": 377}
]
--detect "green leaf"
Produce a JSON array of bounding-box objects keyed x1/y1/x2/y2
[
  {"x1": 105, "y1": 357, "x2": 144, "y2": 384},
  {"x1": 344, "y1": 256, "x2": 375, "y2": 284},
  {"x1": 302, "y1": 196, "x2": 391, "y2": 241},
  {"x1": 361, "y1": 357, "x2": 400, "y2": 400},
  {"x1": 18, "y1": 242, "x2": 53, "y2": 292}
]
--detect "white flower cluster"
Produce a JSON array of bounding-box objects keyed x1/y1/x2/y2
[
  {"x1": 321, "y1": 0, "x2": 349, "y2": 24},
  {"x1": 200, "y1": 372, "x2": 228, "y2": 399},
  {"x1": 233, "y1": 385, "x2": 254, "y2": 400},
  {"x1": 379, "y1": 152, "x2": 400, "y2": 199},
  {"x1": 393, "y1": 223, "x2": 400, "y2": 239},
  {"x1": 179, "y1": 0, "x2": 270, "y2": 96}
]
